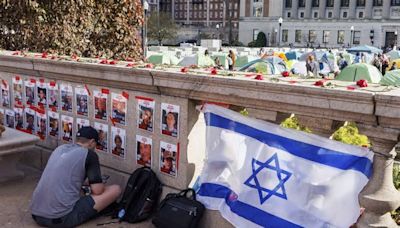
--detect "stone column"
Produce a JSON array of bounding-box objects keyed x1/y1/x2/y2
[
  {"x1": 319, "y1": 0, "x2": 327, "y2": 19},
  {"x1": 186, "y1": 0, "x2": 190, "y2": 24},
  {"x1": 305, "y1": 0, "x2": 312, "y2": 19},
  {"x1": 349, "y1": 0, "x2": 357, "y2": 19},
  {"x1": 365, "y1": 0, "x2": 373, "y2": 19},
  {"x1": 383, "y1": 0, "x2": 391, "y2": 19},
  {"x1": 291, "y1": 0, "x2": 299, "y2": 19},
  {"x1": 357, "y1": 139, "x2": 400, "y2": 227},
  {"x1": 172, "y1": 0, "x2": 175, "y2": 21},
  {"x1": 207, "y1": 0, "x2": 210, "y2": 26},
  {"x1": 333, "y1": 0, "x2": 341, "y2": 19}
]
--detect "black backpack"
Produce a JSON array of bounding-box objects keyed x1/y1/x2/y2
[
  {"x1": 115, "y1": 167, "x2": 162, "y2": 223},
  {"x1": 152, "y1": 188, "x2": 205, "y2": 228}
]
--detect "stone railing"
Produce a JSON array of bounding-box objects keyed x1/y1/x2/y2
[{"x1": 0, "y1": 54, "x2": 399, "y2": 227}]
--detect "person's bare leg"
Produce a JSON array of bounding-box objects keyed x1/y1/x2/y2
[{"x1": 91, "y1": 185, "x2": 121, "y2": 212}]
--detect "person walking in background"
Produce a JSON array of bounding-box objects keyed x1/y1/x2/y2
[
  {"x1": 204, "y1": 49, "x2": 209, "y2": 57},
  {"x1": 354, "y1": 53, "x2": 361, "y2": 63},
  {"x1": 227, "y1": 50, "x2": 236, "y2": 71}
]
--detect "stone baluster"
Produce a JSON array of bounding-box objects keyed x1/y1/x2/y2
[{"x1": 357, "y1": 138, "x2": 400, "y2": 227}]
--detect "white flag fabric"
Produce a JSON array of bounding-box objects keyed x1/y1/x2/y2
[{"x1": 197, "y1": 104, "x2": 373, "y2": 228}]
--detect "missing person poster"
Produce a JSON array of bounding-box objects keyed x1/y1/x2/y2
[
  {"x1": 12, "y1": 76, "x2": 23, "y2": 105},
  {"x1": 48, "y1": 81, "x2": 58, "y2": 110},
  {"x1": 48, "y1": 111, "x2": 59, "y2": 138},
  {"x1": 61, "y1": 115, "x2": 73, "y2": 142},
  {"x1": 0, "y1": 108, "x2": 4, "y2": 125},
  {"x1": 2, "y1": 80, "x2": 11, "y2": 108},
  {"x1": 36, "y1": 109, "x2": 47, "y2": 139},
  {"x1": 111, "y1": 92, "x2": 127, "y2": 125},
  {"x1": 136, "y1": 135, "x2": 152, "y2": 167},
  {"x1": 94, "y1": 122, "x2": 108, "y2": 153},
  {"x1": 5, "y1": 109, "x2": 15, "y2": 128},
  {"x1": 161, "y1": 103, "x2": 180, "y2": 138},
  {"x1": 37, "y1": 79, "x2": 47, "y2": 107},
  {"x1": 75, "y1": 87, "x2": 89, "y2": 117},
  {"x1": 94, "y1": 90, "x2": 108, "y2": 121},
  {"x1": 159, "y1": 141, "x2": 178, "y2": 177},
  {"x1": 137, "y1": 97, "x2": 155, "y2": 132},
  {"x1": 25, "y1": 79, "x2": 36, "y2": 106},
  {"x1": 111, "y1": 126, "x2": 126, "y2": 159},
  {"x1": 76, "y1": 118, "x2": 90, "y2": 132},
  {"x1": 25, "y1": 106, "x2": 36, "y2": 133},
  {"x1": 60, "y1": 84, "x2": 73, "y2": 112},
  {"x1": 14, "y1": 106, "x2": 24, "y2": 130}
]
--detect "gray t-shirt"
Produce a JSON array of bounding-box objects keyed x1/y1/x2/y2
[{"x1": 30, "y1": 144, "x2": 95, "y2": 218}]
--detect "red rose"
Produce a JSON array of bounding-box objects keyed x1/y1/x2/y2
[
  {"x1": 254, "y1": 74, "x2": 264, "y2": 80},
  {"x1": 181, "y1": 67, "x2": 189, "y2": 73},
  {"x1": 125, "y1": 57, "x2": 133, "y2": 62},
  {"x1": 71, "y1": 54, "x2": 78, "y2": 59},
  {"x1": 41, "y1": 52, "x2": 48, "y2": 58},
  {"x1": 356, "y1": 79, "x2": 368, "y2": 87},
  {"x1": 51, "y1": 56, "x2": 57, "y2": 60},
  {"x1": 314, "y1": 80, "x2": 325, "y2": 86},
  {"x1": 12, "y1": 51, "x2": 20, "y2": 56},
  {"x1": 145, "y1": 63, "x2": 154, "y2": 68},
  {"x1": 126, "y1": 63, "x2": 135, "y2": 67},
  {"x1": 281, "y1": 71, "x2": 290, "y2": 77},
  {"x1": 211, "y1": 68, "x2": 217, "y2": 75},
  {"x1": 99, "y1": 59, "x2": 108, "y2": 64},
  {"x1": 109, "y1": 60, "x2": 117, "y2": 65}
]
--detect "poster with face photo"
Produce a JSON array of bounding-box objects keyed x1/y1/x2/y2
[
  {"x1": 60, "y1": 84, "x2": 73, "y2": 112},
  {"x1": 47, "y1": 81, "x2": 58, "y2": 110},
  {"x1": 14, "y1": 106, "x2": 24, "y2": 130},
  {"x1": 37, "y1": 80, "x2": 47, "y2": 107},
  {"x1": 111, "y1": 127, "x2": 126, "y2": 159},
  {"x1": 159, "y1": 141, "x2": 178, "y2": 177},
  {"x1": 48, "y1": 111, "x2": 59, "y2": 138},
  {"x1": 61, "y1": 115, "x2": 73, "y2": 142},
  {"x1": 76, "y1": 118, "x2": 90, "y2": 132},
  {"x1": 0, "y1": 108, "x2": 4, "y2": 125},
  {"x1": 94, "y1": 90, "x2": 108, "y2": 121},
  {"x1": 137, "y1": 97, "x2": 155, "y2": 132},
  {"x1": 112, "y1": 92, "x2": 127, "y2": 125},
  {"x1": 36, "y1": 110, "x2": 47, "y2": 139},
  {"x1": 5, "y1": 109, "x2": 15, "y2": 128},
  {"x1": 94, "y1": 122, "x2": 108, "y2": 153},
  {"x1": 161, "y1": 103, "x2": 180, "y2": 138},
  {"x1": 1, "y1": 80, "x2": 10, "y2": 108},
  {"x1": 25, "y1": 79, "x2": 36, "y2": 105},
  {"x1": 136, "y1": 135, "x2": 152, "y2": 167},
  {"x1": 13, "y1": 76, "x2": 23, "y2": 105},
  {"x1": 75, "y1": 87, "x2": 89, "y2": 116},
  {"x1": 24, "y1": 107, "x2": 36, "y2": 133}
]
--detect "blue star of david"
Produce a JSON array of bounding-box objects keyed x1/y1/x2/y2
[{"x1": 244, "y1": 153, "x2": 292, "y2": 204}]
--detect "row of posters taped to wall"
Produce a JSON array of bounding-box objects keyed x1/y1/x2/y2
[
  {"x1": 0, "y1": 108, "x2": 179, "y2": 177},
  {"x1": 0, "y1": 78, "x2": 180, "y2": 138}
]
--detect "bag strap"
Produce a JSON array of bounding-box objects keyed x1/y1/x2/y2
[{"x1": 178, "y1": 188, "x2": 196, "y2": 200}]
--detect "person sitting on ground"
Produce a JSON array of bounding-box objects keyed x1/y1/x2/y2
[
  {"x1": 214, "y1": 57, "x2": 223, "y2": 69},
  {"x1": 390, "y1": 62, "x2": 398, "y2": 71},
  {"x1": 30, "y1": 126, "x2": 121, "y2": 228},
  {"x1": 204, "y1": 49, "x2": 209, "y2": 56}
]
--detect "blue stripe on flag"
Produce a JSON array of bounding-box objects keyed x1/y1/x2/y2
[
  {"x1": 198, "y1": 183, "x2": 303, "y2": 228},
  {"x1": 204, "y1": 112, "x2": 372, "y2": 178}
]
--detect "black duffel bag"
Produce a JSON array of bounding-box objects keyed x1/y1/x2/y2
[{"x1": 152, "y1": 188, "x2": 205, "y2": 228}]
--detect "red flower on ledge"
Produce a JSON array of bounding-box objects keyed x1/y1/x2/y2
[
  {"x1": 281, "y1": 71, "x2": 290, "y2": 77},
  {"x1": 99, "y1": 59, "x2": 108, "y2": 64},
  {"x1": 210, "y1": 68, "x2": 218, "y2": 75},
  {"x1": 126, "y1": 63, "x2": 135, "y2": 67},
  {"x1": 181, "y1": 67, "x2": 189, "y2": 73},
  {"x1": 12, "y1": 51, "x2": 20, "y2": 56},
  {"x1": 41, "y1": 52, "x2": 48, "y2": 58},
  {"x1": 356, "y1": 79, "x2": 368, "y2": 87},
  {"x1": 145, "y1": 63, "x2": 154, "y2": 68},
  {"x1": 254, "y1": 74, "x2": 264, "y2": 80},
  {"x1": 314, "y1": 80, "x2": 326, "y2": 86},
  {"x1": 109, "y1": 60, "x2": 117, "y2": 65}
]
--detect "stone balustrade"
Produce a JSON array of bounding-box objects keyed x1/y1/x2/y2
[{"x1": 0, "y1": 54, "x2": 399, "y2": 227}]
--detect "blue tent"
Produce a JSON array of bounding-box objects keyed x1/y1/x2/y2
[
  {"x1": 347, "y1": 45, "x2": 383, "y2": 54},
  {"x1": 285, "y1": 51, "x2": 302, "y2": 60}
]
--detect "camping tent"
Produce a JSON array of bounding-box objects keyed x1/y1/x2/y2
[
  {"x1": 285, "y1": 51, "x2": 302, "y2": 61},
  {"x1": 380, "y1": 70, "x2": 400, "y2": 86},
  {"x1": 387, "y1": 50, "x2": 400, "y2": 60},
  {"x1": 235, "y1": 55, "x2": 259, "y2": 68},
  {"x1": 178, "y1": 54, "x2": 215, "y2": 67},
  {"x1": 291, "y1": 61, "x2": 307, "y2": 75},
  {"x1": 347, "y1": 45, "x2": 383, "y2": 54},
  {"x1": 147, "y1": 53, "x2": 180, "y2": 65},
  {"x1": 336, "y1": 63, "x2": 383, "y2": 83},
  {"x1": 299, "y1": 50, "x2": 327, "y2": 61}
]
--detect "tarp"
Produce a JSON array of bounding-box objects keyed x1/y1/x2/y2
[
  {"x1": 380, "y1": 69, "x2": 400, "y2": 86},
  {"x1": 387, "y1": 50, "x2": 400, "y2": 60},
  {"x1": 347, "y1": 45, "x2": 383, "y2": 54},
  {"x1": 286, "y1": 60, "x2": 298, "y2": 70},
  {"x1": 235, "y1": 55, "x2": 259, "y2": 68},
  {"x1": 336, "y1": 63, "x2": 383, "y2": 83},
  {"x1": 299, "y1": 51, "x2": 327, "y2": 61},
  {"x1": 285, "y1": 51, "x2": 302, "y2": 61},
  {"x1": 291, "y1": 61, "x2": 307, "y2": 75},
  {"x1": 178, "y1": 53, "x2": 215, "y2": 67},
  {"x1": 197, "y1": 104, "x2": 373, "y2": 228}
]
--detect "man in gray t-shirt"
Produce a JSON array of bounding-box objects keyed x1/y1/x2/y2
[{"x1": 31, "y1": 126, "x2": 121, "y2": 227}]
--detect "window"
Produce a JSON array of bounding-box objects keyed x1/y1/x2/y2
[
  {"x1": 253, "y1": 0, "x2": 263, "y2": 17},
  {"x1": 337, "y1": 30, "x2": 345, "y2": 44},
  {"x1": 253, "y1": 29, "x2": 260, "y2": 41},
  {"x1": 328, "y1": 11, "x2": 333, "y2": 18},
  {"x1": 326, "y1": 0, "x2": 334, "y2": 7},
  {"x1": 343, "y1": 11, "x2": 348, "y2": 18},
  {"x1": 373, "y1": 0, "x2": 383, "y2": 6},
  {"x1": 300, "y1": 12, "x2": 305, "y2": 18},
  {"x1": 392, "y1": 0, "x2": 400, "y2": 6},
  {"x1": 314, "y1": 12, "x2": 318, "y2": 18},
  {"x1": 357, "y1": 0, "x2": 365, "y2": 6},
  {"x1": 353, "y1": 31, "x2": 361, "y2": 44},
  {"x1": 282, "y1": 29, "x2": 288, "y2": 42},
  {"x1": 341, "y1": 0, "x2": 349, "y2": 7},
  {"x1": 285, "y1": 0, "x2": 292, "y2": 8},
  {"x1": 323, "y1": 31, "x2": 330, "y2": 43},
  {"x1": 358, "y1": 11, "x2": 364, "y2": 18},
  {"x1": 299, "y1": 0, "x2": 306, "y2": 7},
  {"x1": 309, "y1": 30, "x2": 317, "y2": 43},
  {"x1": 287, "y1": 12, "x2": 292, "y2": 18},
  {"x1": 312, "y1": 0, "x2": 319, "y2": 7},
  {"x1": 295, "y1": 30, "x2": 302, "y2": 42}
]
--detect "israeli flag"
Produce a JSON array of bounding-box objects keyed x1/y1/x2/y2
[{"x1": 197, "y1": 104, "x2": 373, "y2": 228}]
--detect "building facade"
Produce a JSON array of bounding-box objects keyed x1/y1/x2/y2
[{"x1": 239, "y1": 0, "x2": 400, "y2": 48}]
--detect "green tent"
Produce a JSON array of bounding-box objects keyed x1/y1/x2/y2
[
  {"x1": 178, "y1": 53, "x2": 215, "y2": 67},
  {"x1": 235, "y1": 55, "x2": 258, "y2": 68},
  {"x1": 380, "y1": 70, "x2": 400, "y2": 86},
  {"x1": 147, "y1": 53, "x2": 180, "y2": 65},
  {"x1": 336, "y1": 63, "x2": 382, "y2": 83}
]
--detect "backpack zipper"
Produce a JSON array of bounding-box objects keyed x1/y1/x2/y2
[{"x1": 167, "y1": 201, "x2": 197, "y2": 216}]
